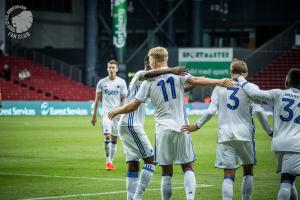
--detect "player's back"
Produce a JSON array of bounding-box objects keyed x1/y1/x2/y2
[
  {"x1": 146, "y1": 73, "x2": 189, "y2": 132},
  {"x1": 271, "y1": 87, "x2": 300, "y2": 152},
  {"x1": 216, "y1": 81, "x2": 255, "y2": 142},
  {"x1": 119, "y1": 70, "x2": 146, "y2": 127}
]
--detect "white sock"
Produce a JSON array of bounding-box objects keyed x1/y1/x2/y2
[
  {"x1": 278, "y1": 182, "x2": 292, "y2": 200},
  {"x1": 184, "y1": 170, "x2": 196, "y2": 200},
  {"x1": 222, "y1": 177, "x2": 234, "y2": 200},
  {"x1": 133, "y1": 164, "x2": 155, "y2": 200},
  {"x1": 161, "y1": 175, "x2": 172, "y2": 200},
  {"x1": 126, "y1": 172, "x2": 139, "y2": 200},
  {"x1": 110, "y1": 141, "x2": 117, "y2": 163},
  {"x1": 242, "y1": 175, "x2": 253, "y2": 200},
  {"x1": 104, "y1": 141, "x2": 111, "y2": 163},
  {"x1": 291, "y1": 182, "x2": 298, "y2": 200}
]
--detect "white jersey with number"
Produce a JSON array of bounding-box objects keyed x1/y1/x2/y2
[
  {"x1": 119, "y1": 70, "x2": 147, "y2": 127},
  {"x1": 238, "y1": 77, "x2": 300, "y2": 153},
  {"x1": 203, "y1": 82, "x2": 262, "y2": 142},
  {"x1": 96, "y1": 76, "x2": 127, "y2": 116},
  {"x1": 135, "y1": 71, "x2": 191, "y2": 133}
]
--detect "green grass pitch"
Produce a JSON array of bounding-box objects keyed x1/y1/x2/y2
[{"x1": 0, "y1": 116, "x2": 298, "y2": 200}]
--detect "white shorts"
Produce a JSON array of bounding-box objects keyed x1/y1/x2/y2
[
  {"x1": 119, "y1": 126, "x2": 154, "y2": 162},
  {"x1": 275, "y1": 152, "x2": 300, "y2": 175},
  {"x1": 215, "y1": 140, "x2": 256, "y2": 169},
  {"x1": 155, "y1": 130, "x2": 196, "y2": 165},
  {"x1": 102, "y1": 116, "x2": 119, "y2": 136}
]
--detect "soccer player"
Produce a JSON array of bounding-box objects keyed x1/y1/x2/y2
[
  {"x1": 181, "y1": 59, "x2": 273, "y2": 200},
  {"x1": 91, "y1": 59, "x2": 127, "y2": 170},
  {"x1": 118, "y1": 56, "x2": 188, "y2": 200},
  {"x1": 108, "y1": 46, "x2": 233, "y2": 200},
  {"x1": 235, "y1": 68, "x2": 300, "y2": 200}
]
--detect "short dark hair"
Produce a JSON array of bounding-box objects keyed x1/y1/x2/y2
[
  {"x1": 107, "y1": 59, "x2": 118, "y2": 65},
  {"x1": 286, "y1": 68, "x2": 300, "y2": 88}
]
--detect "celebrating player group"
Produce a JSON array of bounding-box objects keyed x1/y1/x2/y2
[{"x1": 91, "y1": 46, "x2": 300, "y2": 200}]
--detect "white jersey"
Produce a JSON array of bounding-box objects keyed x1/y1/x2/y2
[
  {"x1": 96, "y1": 76, "x2": 127, "y2": 116},
  {"x1": 196, "y1": 82, "x2": 269, "y2": 142},
  {"x1": 238, "y1": 77, "x2": 300, "y2": 153},
  {"x1": 135, "y1": 71, "x2": 191, "y2": 133},
  {"x1": 119, "y1": 70, "x2": 147, "y2": 127}
]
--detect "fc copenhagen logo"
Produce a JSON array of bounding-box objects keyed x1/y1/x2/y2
[{"x1": 4, "y1": 5, "x2": 33, "y2": 39}]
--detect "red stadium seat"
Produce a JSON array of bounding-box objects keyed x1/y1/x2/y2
[
  {"x1": 0, "y1": 56, "x2": 95, "y2": 101},
  {"x1": 250, "y1": 48, "x2": 300, "y2": 90}
]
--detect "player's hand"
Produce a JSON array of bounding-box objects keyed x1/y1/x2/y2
[
  {"x1": 218, "y1": 78, "x2": 233, "y2": 88},
  {"x1": 181, "y1": 124, "x2": 198, "y2": 133},
  {"x1": 91, "y1": 116, "x2": 97, "y2": 126},
  {"x1": 269, "y1": 131, "x2": 273, "y2": 138},
  {"x1": 115, "y1": 114, "x2": 121, "y2": 121},
  {"x1": 172, "y1": 66, "x2": 189, "y2": 76},
  {"x1": 108, "y1": 109, "x2": 118, "y2": 120}
]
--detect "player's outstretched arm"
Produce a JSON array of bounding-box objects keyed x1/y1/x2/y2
[
  {"x1": 108, "y1": 99, "x2": 141, "y2": 120},
  {"x1": 187, "y1": 76, "x2": 233, "y2": 88},
  {"x1": 91, "y1": 93, "x2": 101, "y2": 126},
  {"x1": 140, "y1": 66, "x2": 188, "y2": 81},
  {"x1": 237, "y1": 76, "x2": 275, "y2": 103}
]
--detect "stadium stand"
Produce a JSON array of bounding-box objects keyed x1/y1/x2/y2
[
  {"x1": 0, "y1": 56, "x2": 95, "y2": 101},
  {"x1": 248, "y1": 48, "x2": 300, "y2": 90}
]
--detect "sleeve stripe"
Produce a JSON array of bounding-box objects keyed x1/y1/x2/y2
[
  {"x1": 134, "y1": 98, "x2": 146, "y2": 103},
  {"x1": 241, "y1": 81, "x2": 249, "y2": 88},
  {"x1": 184, "y1": 75, "x2": 192, "y2": 85}
]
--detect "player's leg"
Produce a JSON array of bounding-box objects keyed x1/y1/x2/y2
[
  {"x1": 155, "y1": 131, "x2": 174, "y2": 200},
  {"x1": 109, "y1": 118, "x2": 119, "y2": 169},
  {"x1": 290, "y1": 179, "x2": 298, "y2": 200},
  {"x1": 161, "y1": 165, "x2": 173, "y2": 200},
  {"x1": 278, "y1": 173, "x2": 296, "y2": 200},
  {"x1": 223, "y1": 169, "x2": 236, "y2": 200},
  {"x1": 126, "y1": 161, "x2": 140, "y2": 200},
  {"x1": 133, "y1": 126, "x2": 156, "y2": 200},
  {"x1": 215, "y1": 142, "x2": 238, "y2": 200},
  {"x1": 109, "y1": 135, "x2": 118, "y2": 169},
  {"x1": 103, "y1": 133, "x2": 112, "y2": 170},
  {"x1": 242, "y1": 164, "x2": 254, "y2": 200},
  {"x1": 174, "y1": 132, "x2": 196, "y2": 200},
  {"x1": 102, "y1": 116, "x2": 113, "y2": 169},
  {"x1": 238, "y1": 141, "x2": 256, "y2": 200},
  {"x1": 181, "y1": 162, "x2": 196, "y2": 200},
  {"x1": 134, "y1": 156, "x2": 155, "y2": 200},
  {"x1": 119, "y1": 125, "x2": 141, "y2": 199},
  {"x1": 276, "y1": 152, "x2": 300, "y2": 200}
]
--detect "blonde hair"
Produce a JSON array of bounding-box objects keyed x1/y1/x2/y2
[
  {"x1": 148, "y1": 47, "x2": 168, "y2": 62},
  {"x1": 230, "y1": 58, "x2": 248, "y2": 74}
]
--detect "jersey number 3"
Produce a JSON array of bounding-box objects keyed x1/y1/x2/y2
[
  {"x1": 227, "y1": 88, "x2": 240, "y2": 110},
  {"x1": 157, "y1": 77, "x2": 176, "y2": 102},
  {"x1": 280, "y1": 98, "x2": 300, "y2": 124}
]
